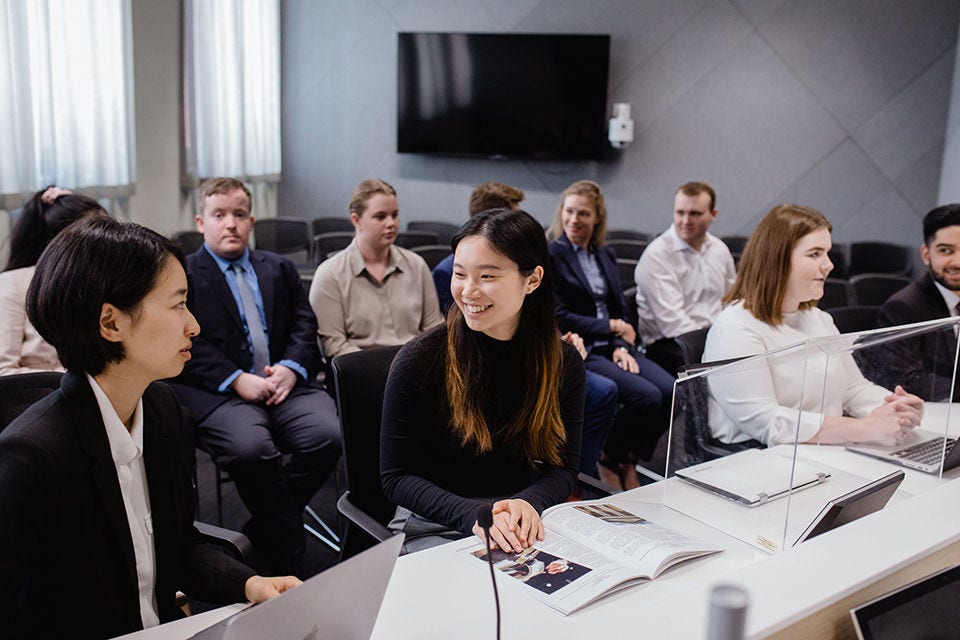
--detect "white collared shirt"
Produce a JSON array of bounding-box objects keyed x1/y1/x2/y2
[
  {"x1": 634, "y1": 226, "x2": 737, "y2": 344},
  {"x1": 86, "y1": 373, "x2": 159, "y2": 629}
]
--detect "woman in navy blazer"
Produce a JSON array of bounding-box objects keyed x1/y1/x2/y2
[
  {"x1": 0, "y1": 217, "x2": 299, "y2": 638},
  {"x1": 547, "y1": 181, "x2": 673, "y2": 489}
]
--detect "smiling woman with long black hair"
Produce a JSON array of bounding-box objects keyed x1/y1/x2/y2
[{"x1": 381, "y1": 208, "x2": 584, "y2": 554}]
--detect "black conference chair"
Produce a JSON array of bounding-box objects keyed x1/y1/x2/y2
[
  {"x1": 829, "y1": 244, "x2": 848, "y2": 279},
  {"x1": 720, "y1": 235, "x2": 748, "y2": 256},
  {"x1": 407, "y1": 221, "x2": 461, "y2": 246},
  {"x1": 172, "y1": 230, "x2": 204, "y2": 255},
  {"x1": 819, "y1": 278, "x2": 850, "y2": 310},
  {"x1": 311, "y1": 216, "x2": 355, "y2": 235},
  {"x1": 331, "y1": 345, "x2": 405, "y2": 560},
  {"x1": 394, "y1": 230, "x2": 440, "y2": 249},
  {"x1": 827, "y1": 305, "x2": 881, "y2": 334},
  {"x1": 254, "y1": 217, "x2": 311, "y2": 263},
  {"x1": 848, "y1": 242, "x2": 912, "y2": 277},
  {"x1": 0, "y1": 371, "x2": 253, "y2": 564},
  {"x1": 606, "y1": 229, "x2": 650, "y2": 242},
  {"x1": 848, "y1": 274, "x2": 911, "y2": 306},
  {"x1": 616, "y1": 258, "x2": 638, "y2": 293},
  {"x1": 410, "y1": 244, "x2": 452, "y2": 270},
  {"x1": 673, "y1": 327, "x2": 711, "y2": 367},
  {"x1": 312, "y1": 231, "x2": 355, "y2": 262},
  {"x1": 608, "y1": 240, "x2": 649, "y2": 261},
  {"x1": 669, "y1": 359, "x2": 761, "y2": 474}
]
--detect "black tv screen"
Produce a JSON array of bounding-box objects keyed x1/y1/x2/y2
[{"x1": 397, "y1": 32, "x2": 610, "y2": 161}]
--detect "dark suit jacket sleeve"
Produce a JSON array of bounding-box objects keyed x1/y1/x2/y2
[
  {"x1": 549, "y1": 240, "x2": 629, "y2": 348},
  {"x1": 147, "y1": 383, "x2": 256, "y2": 606},
  {"x1": 876, "y1": 281, "x2": 956, "y2": 400}
]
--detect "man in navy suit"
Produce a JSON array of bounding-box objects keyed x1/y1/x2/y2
[
  {"x1": 876, "y1": 204, "x2": 960, "y2": 400},
  {"x1": 171, "y1": 178, "x2": 340, "y2": 576}
]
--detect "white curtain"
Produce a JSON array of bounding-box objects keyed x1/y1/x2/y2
[
  {"x1": 0, "y1": 0, "x2": 135, "y2": 210},
  {"x1": 184, "y1": 0, "x2": 281, "y2": 192}
]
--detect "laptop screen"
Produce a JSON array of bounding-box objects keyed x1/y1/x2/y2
[{"x1": 851, "y1": 564, "x2": 960, "y2": 639}]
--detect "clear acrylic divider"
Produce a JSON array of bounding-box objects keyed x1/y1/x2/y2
[{"x1": 663, "y1": 316, "x2": 960, "y2": 554}]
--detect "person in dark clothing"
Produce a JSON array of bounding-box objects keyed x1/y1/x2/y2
[{"x1": 381, "y1": 208, "x2": 584, "y2": 553}]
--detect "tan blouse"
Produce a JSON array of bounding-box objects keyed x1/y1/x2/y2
[{"x1": 0, "y1": 266, "x2": 64, "y2": 375}]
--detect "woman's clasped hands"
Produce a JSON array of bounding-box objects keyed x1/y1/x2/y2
[{"x1": 472, "y1": 498, "x2": 544, "y2": 553}]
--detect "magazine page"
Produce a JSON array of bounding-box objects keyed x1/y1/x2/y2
[
  {"x1": 451, "y1": 501, "x2": 722, "y2": 615},
  {"x1": 448, "y1": 530, "x2": 649, "y2": 616},
  {"x1": 541, "y1": 500, "x2": 723, "y2": 577}
]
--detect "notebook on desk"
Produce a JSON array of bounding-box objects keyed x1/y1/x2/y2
[
  {"x1": 675, "y1": 449, "x2": 830, "y2": 506},
  {"x1": 846, "y1": 428, "x2": 960, "y2": 474},
  {"x1": 189, "y1": 533, "x2": 403, "y2": 640}
]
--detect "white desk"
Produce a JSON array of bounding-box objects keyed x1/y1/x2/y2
[{"x1": 125, "y1": 440, "x2": 960, "y2": 640}]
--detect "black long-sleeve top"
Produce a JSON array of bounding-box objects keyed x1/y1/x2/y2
[{"x1": 380, "y1": 325, "x2": 584, "y2": 535}]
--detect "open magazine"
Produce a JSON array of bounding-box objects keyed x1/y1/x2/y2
[{"x1": 448, "y1": 499, "x2": 722, "y2": 615}]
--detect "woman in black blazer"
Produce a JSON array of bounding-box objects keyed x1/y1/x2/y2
[
  {"x1": 0, "y1": 217, "x2": 299, "y2": 638},
  {"x1": 547, "y1": 180, "x2": 674, "y2": 489}
]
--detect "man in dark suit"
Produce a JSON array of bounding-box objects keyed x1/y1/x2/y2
[
  {"x1": 876, "y1": 204, "x2": 960, "y2": 400},
  {"x1": 171, "y1": 178, "x2": 341, "y2": 576}
]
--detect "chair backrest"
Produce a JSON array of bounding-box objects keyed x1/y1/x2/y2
[
  {"x1": 828, "y1": 244, "x2": 848, "y2": 279},
  {"x1": 607, "y1": 239, "x2": 648, "y2": 261},
  {"x1": 0, "y1": 371, "x2": 64, "y2": 430},
  {"x1": 848, "y1": 273, "x2": 912, "y2": 306},
  {"x1": 407, "y1": 221, "x2": 461, "y2": 246},
  {"x1": 819, "y1": 277, "x2": 850, "y2": 309},
  {"x1": 849, "y1": 242, "x2": 912, "y2": 276},
  {"x1": 172, "y1": 230, "x2": 204, "y2": 255},
  {"x1": 720, "y1": 235, "x2": 748, "y2": 255},
  {"x1": 331, "y1": 345, "x2": 404, "y2": 528},
  {"x1": 827, "y1": 305, "x2": 881, "y2": 334},
  {"x1": 312, "y1": 231, "x2": 356, "y2": 262},
  {"x1": 410, "y1": 245, "x2": 452, "y2": 270},
  {"x1": 673, "y1": 326, "x2": 710, "y2": 367},
  {"x1": 312, "y1": 217, "x2": 355, "y2": 235},
  {"x1": 606, "y1": 229, "x2": 650, "y2": 242},
  {"x1": 254, "y1": 217, "x2": 311, "y2": 262},
  {"x1": 394, "y1": 231, "x2": 440, "y2": 249},
  {"x1": 615, "y1": 258, "x2": 638, "y2": 293}
]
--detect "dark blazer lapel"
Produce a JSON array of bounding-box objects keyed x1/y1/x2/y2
[
  {"x1": 250, "y1": 250, "x2": 276, "y2": 334},
  {"x1": 192, "y1": 249, "x2": 244, "y2": 331},
  {"x1": 919, "y1": 272, "x2": 952, "y2": 316},
  {"x1": 61, "y1": 372, "x2": 140, "y2": 598},
  {"x1": 597, "y1": 247, "x2": 625, "y2": 316},
  {"x1": 141, "y1": 385, "x2": 180, "y2": 603},
  {"x1": 558, "y1": 235, "x2": 594, "y2": 295}
]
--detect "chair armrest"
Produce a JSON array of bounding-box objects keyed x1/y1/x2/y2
[
  {"x1": 194, "y1": 520, "x2": 256, "y2": 566},
  {"x1": 577, "y1": 472, "x2": 616, "y2": 498},
  {"x1": 336, "y1": 492, "x2": 393, "y2": 543}
]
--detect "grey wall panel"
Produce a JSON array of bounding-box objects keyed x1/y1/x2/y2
[{"x1": 279, "y1": 0, "x2": 959, "y2": 245}]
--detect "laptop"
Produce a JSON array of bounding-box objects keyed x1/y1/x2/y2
[
  {"x1": 846, "y1": 428, "x2": 960, "y2": 474},
  {"x1": 850, "y1": 563, "x2": 960, "y2": 639},
  {"x1": 190, "y1": 533, "x2": 404, "y2": 640}
]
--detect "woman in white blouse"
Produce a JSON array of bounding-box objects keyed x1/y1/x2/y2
[
  {"x1": 703, "y1": 204, "x2": 923, "y2": 446},
  {"x1": 0, "y1": 186, "x2": 105, "y2": 375}
]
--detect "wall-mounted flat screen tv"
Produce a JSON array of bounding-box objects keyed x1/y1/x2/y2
[{"x1": 397, "y1": 32, "x2": 610, "y2": 161}]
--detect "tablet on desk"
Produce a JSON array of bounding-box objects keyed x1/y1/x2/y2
[
  {"x1": 850, "y1": 563, "x2": 960, "y2": 640},
  {"x1": 793, "y1": 470, "x2": 904, "y2": 546},
  {"x1": 675, "y1": 449, "x2": 830, "y2": 506}
]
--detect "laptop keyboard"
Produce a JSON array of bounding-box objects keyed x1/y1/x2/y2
[{"x1": 893, "y1": 437, "x2": 956, "y2": 465}]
